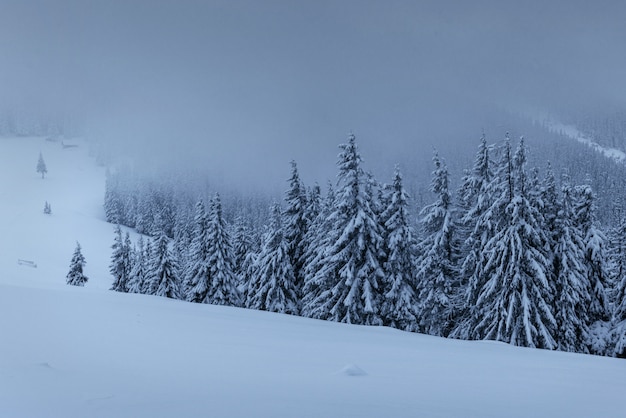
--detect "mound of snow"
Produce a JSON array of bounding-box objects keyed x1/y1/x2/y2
[{"x1": 337, "y1": 363, "x2": 367, "y2": 376}]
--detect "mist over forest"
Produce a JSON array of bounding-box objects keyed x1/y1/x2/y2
[{"x1": 2, "y1": 1, "x2": 626, "y2": 192}]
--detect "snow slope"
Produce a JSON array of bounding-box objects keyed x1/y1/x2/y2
[
  {"x1": 1, "y1": 137, "x2": 625, "y2": 418},
  {"x1": 525, "y1": 109, "x2": 626, "y2": 163}
]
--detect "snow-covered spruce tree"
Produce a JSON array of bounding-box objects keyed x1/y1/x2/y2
[
  {"x1": 184, "y1": 200, "x2": 211, "y2": 303},
  {"x1": 612, "y1": 216, "x2": 626, "y2": 356},
  {"x1": 43, "y1": 201, "x2": 51, "y2": 215},
  {"x1": 36, "y1": 152, "x2": 47, "y2": 179},
  {"x1": 574, "y1": 185, "x2": 612, "y2": 324},
  {"x1": 205, "y1": 194, "x2": 241, "y2": 307},
  {"x1": 104, "y1": 170, "x2": 122, "y2": 224},
  {"x1": 283, "y1": 160, "x2": 309, "y2": 300},
  {"x1": 126, "y1": 236, "x2": 147, "y2": 294},
  {"x1": 249, "y1": 203, "x2": 299, "y2": 314},
  {"x1": 553, "y1": 184, "x2": 590, "y2": 353},
  {"x1": 451, "y1": 134, "x2": 495, "y2": 339},
  {"x1": 471, "y1": 137, "x2": 556, "y2": 349},
  {"x1": 144, "y1": 226, "x2": 181, "y2": 299},
  {"x1": 140, "y1": 239, "x2": 153, "y2": 294},
  {"x1": 301, "y1": 182, "x2": 336, "y2": 318},
  {"x1": 415, "y1": 152, "x2": 460, "y2": 336},
  {"x1": 540, "y1": 163, "x2": 560, "y2": 257},
  {"x1": 379, "y1": 166, "x2": 419, "y2": 332},
  {"x1": 134, "y1": 191, "x2": 155, "y2": 236},
  {"x1": 308, "y1": 134, "x2": 385, "y2": 325},
  {"x1": 232, "y1": 215, "x2": 254, "y2": 295},
  {"x1": 66, "y1": 242, "x2": 88, "y2": 286},
  {"x1": 173, "y1": 204, "x2": 193, "y2": 273},
  {"x1": 109, "y1": 225, "x2": 132, "y2": 292}
]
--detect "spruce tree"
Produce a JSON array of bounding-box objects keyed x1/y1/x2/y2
[
  {"x1": 301, "y1": 183, "x2": 336, "y2": 318},
  {"x1": 574, "y1": 185, "x2": 612, "y2": 324},
  {"x1": 249, "y1": 203, "x2": 299, "y2": 314},
  {"x1": 127, "y1": 236, "x2": 147, "y2": 294},
  {"x1": 380, "y1": 167, "x2": 419, "y2": 332},
  {"x1": 284, "y1": 161, "x2": 308, "y2": 300},
  {"x1": 205, "y1": 194, "x2": 241, "y2": 306},
  {"x1": 184, "y1": 200, "x2": 211, "y2": 303},
  {"x1": 232, "y1": 215, "x2": 256, "y2": 298},
  {"x1": 612, "y1": 217, "x2": 626, "y2": 356},
  {"x1": 553, "y1": 184, "x2": 590, "y2": 352},
  {"x1": 309, "y1": 134, "x2": 385, "y2": 325},
  {"x1": 452, "y1": 134, "x2": 496, "y2": 339},
  {"x1": 104, "y1": 170, "x2": 122, "y2": 224},
  {"x1": 66, "y1": 242, "x2": 88, "y2": 286},
  {"x1": 36, "y1": 152, "x2": 47, "y2": 179},
  {"x1": 416, "y1": 152, "x2": 460, "y2": 336},
  {"x1": 110, "y1": 225, "x2": 132, "y2": 292},
  {"x1": 145, "y1": 228, "x2": 181, "y2": 299},
  {"x1": 471, "y1": 138, "x2": 556, "y2": 349}
]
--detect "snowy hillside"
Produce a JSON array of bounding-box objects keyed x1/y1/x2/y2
[
  {"x1": 525, "y1": 109, "x2": 626, "y2": 164},
  {"x1": 1, "y1": 137, "x2": 625, "y2": 418}
]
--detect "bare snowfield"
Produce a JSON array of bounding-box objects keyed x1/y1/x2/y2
[{"x1": 0, "y1": 137, "x2": 624, "y2": 417}]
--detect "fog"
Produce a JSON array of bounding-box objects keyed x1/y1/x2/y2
[{"x1": 2, "y1": 0, "x2": 626, "y2": 190}]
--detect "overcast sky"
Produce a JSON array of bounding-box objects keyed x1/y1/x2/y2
[{"x1": 2, "y1": 0, "x2": 626, "y2": 189}]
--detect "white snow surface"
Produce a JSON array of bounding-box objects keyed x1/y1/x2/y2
[{"x1": 1, "y1": 137, "x2": 625, "y2": 417}]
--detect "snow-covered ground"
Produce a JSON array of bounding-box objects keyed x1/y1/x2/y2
[{"x1": 1, "y1": 137, "x2": 625, "y2": 418}]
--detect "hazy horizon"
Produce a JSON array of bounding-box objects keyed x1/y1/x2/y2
[{"x1": 2, "y1": 0, "x2": 626, "y2": 189}]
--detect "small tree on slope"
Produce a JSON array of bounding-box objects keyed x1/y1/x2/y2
[
  {"x1": 66, "y1": 242, "x2": 88, "y2": 286},
  {"x1": 110, "y1": 225, "x2": 132, "y2": 292},
  {"x1": 36, "y1": 152, "x2": 47, "y2": 179}
]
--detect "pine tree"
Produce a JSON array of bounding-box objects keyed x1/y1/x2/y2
[
  {"x1": 43, "y1": 201, "x2": 51, "y2": 215},
  {"x1": 380, "y1": 166, "x2": 419, "y2": 332},
  {"x1": 553, "y1": 184, "x2": 590, "y2": 352},
  {"x1": 416, "y1": 152, "x2": 460, "y2": 336},
  {"x1": 574, "y1": 185, "x2": 612, "y2": 324},
  {"x1": 309, "y1": 134, "x2": 385, "y2": 325},
  {"x1": 104, "y1": 170, "x2": 122, "y2": 224},
  {"x1": 471, "y1": 138, "x2": 556, "y2": 349},
  {"x1": 66, "y1": 242, "x2": 88, "y2": 286},
  {"x1": 184, "y1": 200, "x2": 211, "y2": 303},
  {"x1": 612, "y1": 216, "x2": 626, "y2": 356},
  {"x1": 232, "y1": 216, "x2": 254, "y2": 294},
  {"x1": 145, "y1": 228, "x2": 181, "y2": 299},
  {"x1": 452, "y1": 134, "x2": 496, "y2": 339},
  {"x1": 301, "y1": 183, "x2": 336, "y2": 318},
  {"x1": 249, "y1": 203, "x2": 299, "y2": 314},
  {"x1": 283, "y1": 161, "x2": 308, "y2": 300},
  {"x1": 205, "y1": 194, "x2": 241, "y2": 306},
  {"x1": 127, "y1": 236, "x2": 147, "y2": 294},
  {"x1": 36, "y1": 152, "x2": 47, "y2": 179},
  {"x1": 110, "y1": 225, "x2": 132, "y2": 292}
]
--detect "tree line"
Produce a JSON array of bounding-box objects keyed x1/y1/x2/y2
[{"x1": 102, "y1": 133, "x2": 626, "y2": 357}]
